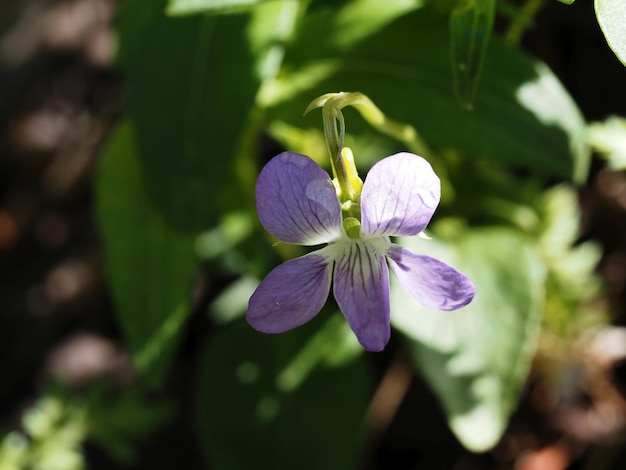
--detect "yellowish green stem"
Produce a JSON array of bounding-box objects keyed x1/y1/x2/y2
[
  {"x1": 504, "y1": 0, "x2": 546, "y2": 46},
  {"x1": 305, "y1": 91, "x2": 434, "y2": 204}
]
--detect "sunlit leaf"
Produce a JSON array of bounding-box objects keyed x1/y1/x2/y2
[
  {"x1": 595, "y1": 0, "x2": 626, "y2": 66},
  {"x1": 95, "y1": 121, "x2": 197, "y2": 386},
  {"x1": 167, "y1": 0, "x2": 261, "y2": 16},
  {"x1": 391, "y1": 228, "x2": 546, "y2": 451},
  {"x1": 450, "y1": 0, "x2": 496, "y2": 109},
  {"x1": 0, "y1": 385, "x2": 87, "y2": 470},
  {"x1": 248, "y1": 0, "x2": 303, "y2": 80},
  {"x1": 195, "y1": 316, "x2": 368, "y2": 470},
  {"x1": 588, "y1": 115, "x2": 626, "y2": 169},
  {"x1": 595, "y1": 0, "x2": 626, "y2": 65},
  {"x1": 209, "y1": 275, "x2": 259, "y2": 324},
  {"x1": 265, "y1": 5, "x2": 589, "y2": 182}
]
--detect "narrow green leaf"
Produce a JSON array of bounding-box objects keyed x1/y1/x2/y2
[
  {"x1": 556, "y1": 0, "x2": 575, "y2": 4},
  {"x1": 117, "y1": 0, "x2": 259, "y2": 232},
  {"x1": 391, "y1": 229, "x2": 546, "y2": 451},
  {"x1": 595, "y1": 0, "x2": 626, "y2": 66},
  {"x1": 450, "y1": 0, "x2": 496, "y2": 109},
  {"x1": 167, "y1": 0, "x2": 261, "y2": 16},
  {"x1": 194, "y1": 316, "x2": 368, "y2": 470},
  {"x1": 95, "y1": 120, "x2": 197, "y2": 386},
  {"x1": 248, "y1": 0, "x2": 303, "y2": 81}
]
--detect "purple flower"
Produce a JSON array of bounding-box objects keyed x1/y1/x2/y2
[{"x1": 247, "y1": 151, "x2": 476, "y2": 351}]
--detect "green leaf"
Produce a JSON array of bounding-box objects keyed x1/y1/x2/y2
[
  {"x1": 588, "y1": 115, "x2": 626, "y2": 169},
  {"x1": 194, "y1": 316, "x2": 368, "y2": 470},
  {"x1": 391, "y1": 228, "x2": 546, "y2": 451},
  {"x1": 117, "y1": 0, "x2": 259, "y2": 232},
  {"x1": 248, "y1": 0, "x2": 304, "y2": 81},
  {"x1": 556, "y1": 0, "x2": 575, "y2": 4},
  {"x1": 85, "y1": 384, "x2": 173, "y2": 464},
  {"x1": 7, "y1": 390, "x2": 86, "y2": 470},
  {"x1": 167, "y1": 0, "x2": 261, "y2": 16},
  {"x1": 538, "y1": 186, "x2": 603, "y2": 336},
  {"x1": 95, "y1": 121, "x2": 197, "y2": 386},
  {"x1": 450, "y1": 0, "x2": 496, "y2": 109},
  {"x1": 265, "y1": 5, "x2": 589, "y2": 182},
  {"x1": 595, "y1": 0, "x2": 626, "y2": 66}
]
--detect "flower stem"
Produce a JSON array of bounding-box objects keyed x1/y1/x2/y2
[
  {"x1": 324, "y1": 106, "x2": 355, "y2": 201},
  {"x1": 305, "y1": 91, "x2": 434, "y2": 200},
  {"x1": 306, "y1": 93, "x2": 359, "y2": 201},
  {"x1": 504, "y1": 0, "x2": 545, "y2": 46}
]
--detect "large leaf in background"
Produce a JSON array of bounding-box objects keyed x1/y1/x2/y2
[
  {"x1": 595, "y1": 0, "x2": 626, "y2": 67},
  {"x1": 96, "y1": 121, "x2": 196, "y2": 386},
  {"x1": 195, "y1": 316, "x2": 368, "y2": 470},
  {"x1": 265, "y1": 5, "x2": 589, "y2": 182},
  {"x1": 391, "y1": 228, "x2": 546, "y2": 451},
  {"x1": 116, "y1": 0, "x2": 259, "y2": 232},
  {"x1": 450, "y1": 0, "x2": 496, "y2": 109}
]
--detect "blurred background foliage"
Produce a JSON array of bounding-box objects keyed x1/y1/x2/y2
[{"x1": 1, "y1": 0, "x2": 626, "y2": 468}]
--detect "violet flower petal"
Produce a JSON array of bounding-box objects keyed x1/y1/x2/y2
[
  {"x1": 387, "y1": 245, "x2": 476, "y2": 310},
  {"x1": 361, "y1": 152, "x2": 441, "y2": 238},
  {"x1": 333, "y1": 241, "x2": 390, "y2": 351},
  {"x1": 247, "y1": 253, "x2": 332, "y2": 333},
  {"x1": 256, "y1": 152, "x2": 342, "y2": 245}
]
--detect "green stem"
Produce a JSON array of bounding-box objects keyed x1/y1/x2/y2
[
  {"x1": 305, "y1": 91, "x2": 436, "y2": 200},
  {"x1": 322, "y1": 104, "x2": 353, "y2": 200},
  {"x1": 504, "y1": 0, "x2": 545, "y2": 46},
  {"x1": 346, "y1": 93, "x2": 433, "y2": 158}
]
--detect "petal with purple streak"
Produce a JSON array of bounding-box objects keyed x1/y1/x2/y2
[
  {"x1": 247, "y1": 253, "x2": 332, "y2": 333},
  {"x1": 387, "y1": 245, "x2": 476, "y2": 310},
  {"x1": 255, "y1": 152, "x2": 342, "y2": 245},
  {"x1": 332, "y1": 241, "x2": 390, "y2": 351},
  {"x1": 361, "y1": 153, "x2": 440, "y2": 238}
]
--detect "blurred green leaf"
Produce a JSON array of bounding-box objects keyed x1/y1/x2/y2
[
  {"x1": 86, "y1": 384, "x2": 173, "y2": 464},
  {"x1": 0, "y1": 381, "x2": 172, "y2": 469},
  {"x1": 265, "y1": 5, "x2": 589, "y2": 182},
  {"x1": 450, "y1": 0, "x2": 496, "y2": 109},
  {"x1": 556, "y1": 0, "x2": 575, "y2": 4},
  {"x1": 167, "y1": 0, "x2": 261, "y2": 15},
  {"x1": 209, "y1": 275, "x2": 259, "y2": 324},
  {"x1": 194, "y1": 211, "x2": 255, "y2": 260},
  {"x1": 259, "y1": 0, "x2": 424, "y2": 101},
  {"x1": 595, "y1": 0, "x2": 626, "y2": 66},
  {"x1": 0, "y1": 432, "x2": 28, "y2": 470},
  {"x1": 248, "y1": 0, "x2": 303, "y2": 81},
  {"x1": 391, "y1": 228, "x2": 545, "y2": 451},
  {"x1": 588, "y1": 115, "x2": 626, "y2": 169},
  {"x1": 539, "y1": 185, "x2": 599, "y2": 284},
  {"x1": 117, "y1": 0, "x2": 259, "y2": 232},
  {"x1": 96, "y1": 120, "x2": 197, "y2": 386},
  {"x1": 0, "y1": 390, "x2": 86, "y2": 470},
  {"x1": 538, "y1": 186, "x2": 603, "y2": 337},
  {"x1": 195, "y1": 316, "x2": 368, "y2": 470}
]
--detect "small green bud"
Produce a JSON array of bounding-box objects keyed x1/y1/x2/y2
[
  {"x1": 343, "y1": 217, "x2": 361, "y2": 239},
  {"x1": 341, "y1": 199, "x2": 361, "y2": 221}
]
